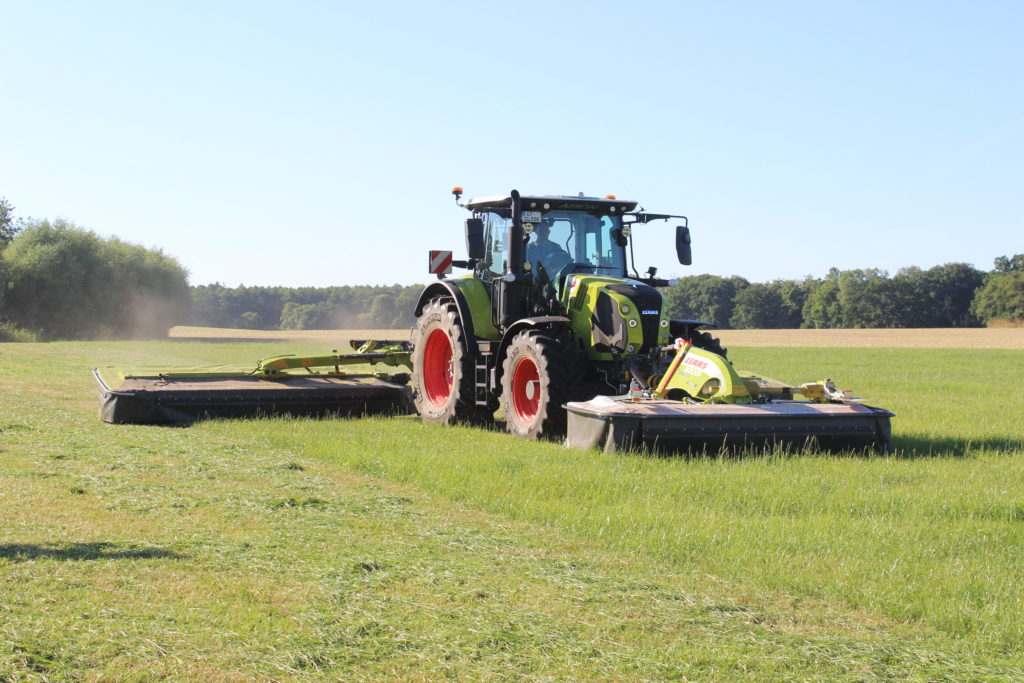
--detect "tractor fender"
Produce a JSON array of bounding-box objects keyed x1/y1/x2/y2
[
  {"x1": 414, "y1": 282, "x2": 476, "y2": 354},
  {"x1": 414, "y1": 278, "x2": 500, "y2": 353},
  {"x1": 494, "y1": 316, "x2": 572, "y2": 386}
]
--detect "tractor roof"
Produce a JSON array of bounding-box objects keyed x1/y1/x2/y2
[{"x1": 467, "y1": 193, "x2": 639, "y2": 213}]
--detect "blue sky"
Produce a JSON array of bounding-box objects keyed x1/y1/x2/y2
[{"x1": 2, "y1": 1, "x2": 1021, "y2": 288}]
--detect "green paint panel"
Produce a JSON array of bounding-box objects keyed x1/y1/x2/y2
[{"x1": 449, "y1": 275, "x2": 500, "y2": 340}]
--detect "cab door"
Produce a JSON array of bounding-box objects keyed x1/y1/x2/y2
[{"x1": 479, "y1": 211, "x2": 512, "y2": 327}]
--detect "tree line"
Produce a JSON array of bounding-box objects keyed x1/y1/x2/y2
[
  {"x1": 2, "y1": 195, "x2": 1021, "y2": 339},
  {"x1": 190, "y1": 283, "x2": 423, "y2": 331},
  {"x1": 196, "y1": 257, "x2": 1023, "y2": 331},
  {"x1": 0, "y1": 199, "x2": 190, "y2": 341},
  {"x1": 664, "y1": 259, "x2": 1023, "y2": 329}
]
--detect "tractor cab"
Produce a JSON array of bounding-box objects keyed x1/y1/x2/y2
[{"x1": 463, "y1": 192, "x2": 639, "y2": 306}]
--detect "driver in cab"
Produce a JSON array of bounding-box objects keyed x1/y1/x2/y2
[{"x1": 527, "y1": 219, "x2": 571, "y2": 278}]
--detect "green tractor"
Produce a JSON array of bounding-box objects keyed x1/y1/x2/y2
[
  {"x1": 410, "y1": 188, "x2": 715, "y2": 438},
  {"x1": 93, "y1": 186, "x2": 892, "y2": 452}
]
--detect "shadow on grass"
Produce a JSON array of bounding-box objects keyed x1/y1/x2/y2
[
  {"x1": 892, "y1": 434, "x2": 1024, "y2": 458},
  {"x1": 140, "y1": 408, "x2": 420, "y2": 428},
  {"x1": 610, "y1": 433, "x2": 1024, "y2": 460},
  {"x1": 0, "y1": 542, "x2": 185, "y2": 562}
]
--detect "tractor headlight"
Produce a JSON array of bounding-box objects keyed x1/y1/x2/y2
[
  {"x1": 660, "y1": 319, "x2": 669, "y2": 328},
  {"x1": 628, "y1": 319, "x2": 638, "y2": 328},
  {"x1": 620, "y1": 304, "x2": 630, "y2": 315}
]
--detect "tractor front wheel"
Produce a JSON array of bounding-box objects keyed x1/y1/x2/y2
[
  {"x1": 411, "y1": 298, "x2": 488, "y2": 425},
  {"x1": 691, "y1": 331, "x2": 728, "y2": 358},
  {"x1": 501, "y1": 330, "x2": 582, "y2": 440}
]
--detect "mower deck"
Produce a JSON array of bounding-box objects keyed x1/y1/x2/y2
[
  {"x1": 94, "y1": 369, "x2": 413, "y2": 424},
  {"x1": 565, "y1": 396, "x2": 894, "y2": 453}
]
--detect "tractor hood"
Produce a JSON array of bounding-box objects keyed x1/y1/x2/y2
[{"x1": 564, "y1": 275, "x2": 670, "y2": 357}]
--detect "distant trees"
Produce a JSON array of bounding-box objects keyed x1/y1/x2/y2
[
  {"x1": 994, "y1": 254, "x2": 1024, "y2": 272},
  {"x1": 191, "y1": 283, "x2": 424, "y2": 330},
  {"x1": 729, "y1": 283, "x2": 783, "y2": 329},
  {"x1": 898, "y1": 263, "x2": 985, "y2": 327},
  {"x1": 666, "y1": 260, "x2": 1003, "y2": 329},
  {"x1": 106, "y1": 251, "x2": 1024, "y2": 332},
  {"x1": 1, "y1": 219, "x2": 190, "y2": 340},
  {"x1": 971, "y1": 255, "x2": 1024, "y2": 325},
  {"x1": 279, "y1": 302, "x2": 334, "y2": 330},
  {"x1": 801, "y1": 269, "x2": 842, "y2": 329},
  {"x1": 728, "y1": 279, "x2": 812, "y2": 329},
  {"x1": 663, "y1": 274, "x2": 749, "y2": 327},
  {"x1": 2, "y1": 190, "x2": 1019, "y2": 338},
  {"x1": 838, "y1": 268, "x2": 903, "y2": 328},
  {"x1": 0, "y1": 198, "x2": 17, "y2": 319},
  {"x1": 0, "y1": 197, "x2": 19, "y2": 246}
]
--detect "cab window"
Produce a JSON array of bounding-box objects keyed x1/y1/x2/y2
[{"x1": 482, "y1": 212, "x2": 510, "y2": 277}]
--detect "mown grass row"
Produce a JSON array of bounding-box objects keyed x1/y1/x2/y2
[
  {"x1": 215, "y1": 346, "x2": 1024, "y2": 650},
  {"x1": 2, "y1": 339, "x2": 1023, "y2": 679}
]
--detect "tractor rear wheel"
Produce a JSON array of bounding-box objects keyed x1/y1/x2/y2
[
  {"x1": 501, "y1": 329, "x2": 583, "y2": 440},
  {"x1": 411, "y1": 298, "x2": 490, "y2": 425}
]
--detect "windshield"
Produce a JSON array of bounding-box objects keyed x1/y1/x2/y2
[{"x1": 525, "y1": 210, "x2": 627, "y2": 281}]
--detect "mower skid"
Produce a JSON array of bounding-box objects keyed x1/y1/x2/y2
[
  {"x1": 565, "y1": 396, "x2": 894, "y2": 454},
  {"x1": 94, "y1": 369, "x2": 413, "y2": 424}
]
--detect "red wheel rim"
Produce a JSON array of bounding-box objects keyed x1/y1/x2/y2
[
  {"x1": 511, "y1": 356, "x2": 541, "y2": 422},
  {"x1": 422, "y1": 328, "x2": 453, "y2": 406}
]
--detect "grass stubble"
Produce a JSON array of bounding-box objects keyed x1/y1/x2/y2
[{"x1": 0, "y1": 335, "x2": 1022, "y2": 680}]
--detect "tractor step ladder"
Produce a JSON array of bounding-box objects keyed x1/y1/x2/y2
[{"x1": 474, "y1": 341, "x2": 493, "y2": 405}]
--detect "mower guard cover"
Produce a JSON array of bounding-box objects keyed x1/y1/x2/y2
[{"x1": 565, "y1": 396, "x2": 894, "y2": 453}]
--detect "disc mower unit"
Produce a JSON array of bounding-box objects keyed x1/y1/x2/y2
[
  {"x1": 94, "y1": 341, "x2": 414, "y2": 424},
  {"x1": 566, "y1": 398, "x2": 894, "y2": 453},
  {"x1": 566, "y1": 339, "x2": 894, "y2": 453}
]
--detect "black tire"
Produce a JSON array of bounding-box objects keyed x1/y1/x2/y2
[
  {"x1": 411, "y1": 298, "x2": 491, "y2": 425},
  {"x1": 691, "y1": 331, "x2": 728, "y2": 359},
  {"x1": 500, "y1": 329, "x2": 584, "y2": 440}
]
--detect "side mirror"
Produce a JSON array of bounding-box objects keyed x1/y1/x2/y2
[
  {"x1": 675, "y1": 225, "x2": 692, "y2": 265},
  {"x1": 465, "y1": 218, "x2": 484, "y2": 260}
]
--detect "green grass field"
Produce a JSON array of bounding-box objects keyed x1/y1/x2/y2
[{"x1": 2, "y1": 338, "x2": 1023, "y2": 680}]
